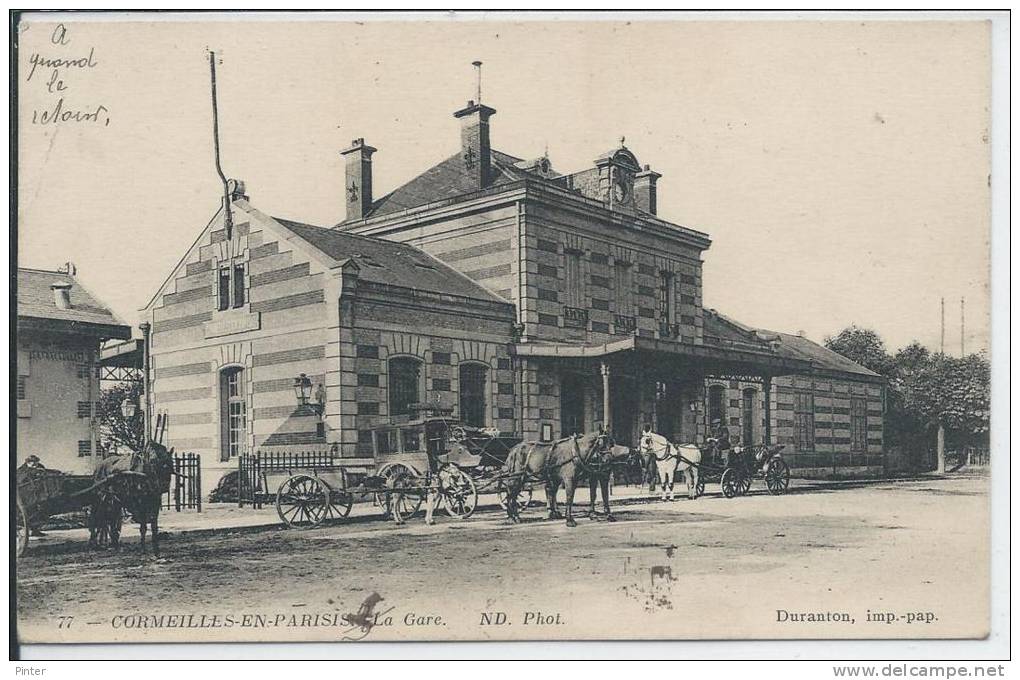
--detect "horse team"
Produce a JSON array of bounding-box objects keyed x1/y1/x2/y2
[{"x1": 84, "y1": 426, "x2": 715, "y2": 555}]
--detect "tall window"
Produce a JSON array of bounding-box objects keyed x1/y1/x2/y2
[
  {"x1": 389, "y1": 357, "x2": 421, "y2": 417},
  {"x1": 659, "y1": 271, "x2": 675, "y2": 326},
  {"x1": 850, "y1": 398, "x2": 867, "y2": 453},
  {"x1": 708, "y1": 384, "x2": 726, "y2": 426},
  {"x1": 459, "y1": 363, "x2": 488, "y2": 427},
  {"x1": 218, "y1": 261, "x2": 246, "y2": 310},
  {"x1": 794, "y1": 391, "x2": 815, "y2": 452},
  {"x1": 614, "y1": 263, "x2": 633, "y2": 316},
  {"x1": 220, "y1": 367, "x2": 246, "y2": 461},
  {"x1": 742, "y1": 388, "x2": 757, "y2": 445},
  {"x1": 565, "y1": 251, "x2": 584, "y2": 308}
]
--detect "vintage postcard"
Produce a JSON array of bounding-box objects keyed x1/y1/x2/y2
[{"x1": 13, "y1": 12, "x2": 996, "y2": 647}]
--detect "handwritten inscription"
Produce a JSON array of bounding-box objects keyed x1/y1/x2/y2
[{"x1": 26, "y1": 24, "x2": 109, "y2": 127}]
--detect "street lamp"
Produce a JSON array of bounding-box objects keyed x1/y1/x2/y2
[
  {"x1": 120, "y1": 398, "x2": 137, "y2": 419},
  {"x1": 293, "y1": 373, "x2": 313, "y2": 406}
]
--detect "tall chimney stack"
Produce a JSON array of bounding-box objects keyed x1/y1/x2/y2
[
  {"x1": 51, "y1": 282, "x2": 72, "y2": 310},
  {"x1": 340, "y1": 138, "x2": 377, "y2": 221},
  {"x1": 634, "y1": 164, "x2": 662, "y2": 214},
  {"x1": 453, "y1": 101, "x2": 496, "y2": 188}
]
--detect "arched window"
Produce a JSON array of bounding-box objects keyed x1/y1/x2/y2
[
  {"x1": 742, "y1": 388, "x2": 758, "y2": 445},
  {"x1": 459, "y1": 363, "x2": 488, "y2": 428},
  {"x1": 708, "y1": 384, "x2": 726, "y2": 428},
  {"x1": 220, "y1": 367, "x2": 246, "y2": 461},
  {"x1": 388, "y1": 357, "x2": 422, "y2": 417}
]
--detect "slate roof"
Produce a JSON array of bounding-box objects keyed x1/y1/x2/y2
[
  {"x1": 18, "y1": 268, "x2": 131, "y2": 337},
  {"x1": 766, "y1": 331, "x2": 883, "y2": 380},
  {"x1": 272, "y1": 217, "x2": 510, "y2": 305},
  {"x1": 704, "y1": 308, "x2": 881, "y2": 380},
  {"x1": 363, "y1": 149, "x2": 547, "y2": 219}
]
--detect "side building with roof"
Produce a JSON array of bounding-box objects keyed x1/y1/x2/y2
[
  {"x1": 17, "y1": 267, "x2": 132, "y2": 473},
  {"x1": 142, "y1": 195, "x2": 516, "y2": 494}
]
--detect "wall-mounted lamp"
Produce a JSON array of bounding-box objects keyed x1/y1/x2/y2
[
  {"x1": 293, "y1": 373, "x2": 313, "y2": 406},
  {"x1": 120, "y1": 398, "x2": 137, "y2": 419}
]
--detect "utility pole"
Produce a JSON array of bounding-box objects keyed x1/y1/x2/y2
[
  {"x1": 940, "y1": 297, "x2": 945, "y2": 355},
  {"x1": 961, "y1": 297, "x2": 965, "y2": 357}
]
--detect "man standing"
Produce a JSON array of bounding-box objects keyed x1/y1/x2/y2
[{"x1": 711, "y1": 418, "x2": 732, "y2": 466}]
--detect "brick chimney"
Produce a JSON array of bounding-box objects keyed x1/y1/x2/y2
[
  {"x1": 453, "y1": 101, "x2": 496, "y2": 188},
  {"x1": 340, "y1": 138, "x2": 377, "y2": 221},
  {"x1": 634, "y1": 165, "x2": 662, "y2": 215},
  {"x1": 51, "y1": 282, "x2": 72, "y2": 310}
]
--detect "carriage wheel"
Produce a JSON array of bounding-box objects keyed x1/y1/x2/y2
[
  {"x1": 376, "y1": 463, "x2": 423, "y2": 519},
  {"x1": 16, "y1": 494, "x2": 28, "y2": 558},
  {"x1": 695, "y1": 475, "x2": 705, "y2": 499},
  {"x1": 741, "y1": 471, "x2": 753, "y2": 495},
  {"x1": 276, "y1": 474, "x2": 329, "y2": 529},
  {"x1": 720, "y1": 469, "x2": 743, "y2": 499},
  {"x1": 498, "y1": 482, "x2": 533, "y2": 513},
  {"x1": 765, "y1": 458, "x2": 791, "y2": 495},
  {"x1": 440, "y1": 465, "x2": 478, "y2": 519},
  {"x1": 321, "y1": 468, "x2": 353, "y2": 522}
]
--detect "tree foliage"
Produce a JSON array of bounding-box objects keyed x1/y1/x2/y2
[
  {"x1": 824, "y1": 325, "x2": 897, "y2": 378},
  {"x1": 98, "y1": 381, "x2": 145, "y2": 453}
]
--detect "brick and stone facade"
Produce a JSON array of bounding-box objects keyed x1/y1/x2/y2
[{"x1": 143, "y1": 96, "x2": 886, "y2": 495}]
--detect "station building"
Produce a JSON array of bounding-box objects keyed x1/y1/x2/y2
[
  {"x1": 17, "y1": 267, "x2": 132, "y2": 473},
  {"x1": 142, "y1": 97, "x2": 885, "y2": 495}
]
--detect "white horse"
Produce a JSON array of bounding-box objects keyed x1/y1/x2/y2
[{"x1": 640, "y1": 431, "x2": 702, "y2": 501}]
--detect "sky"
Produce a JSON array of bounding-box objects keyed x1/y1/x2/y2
[{"x1": 16, "y1": 16, "x2": 992, "y2": 355}]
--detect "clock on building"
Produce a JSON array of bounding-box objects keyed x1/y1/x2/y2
[{"x1": 612, "y1": 178, "x2": 630, "y2": 204}]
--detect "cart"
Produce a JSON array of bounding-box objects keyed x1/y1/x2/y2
[
  {"x1": 692, "y1": 443, "x2": 790, "y2": 498},
  {"x1": 15, "y1": 465, "x2": 95, "y2": 557}
]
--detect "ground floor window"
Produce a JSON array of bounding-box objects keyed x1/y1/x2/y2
[
  {"x1": 850, "y1": 397, "x2": 867, "y2": 453},
  {"x1": 220, "y1": 367, "x2": 246, "y2": 461},
  {"x1": 459, "y1": 363, "x2": 488, "y2": 427},
  {"x1": 793, "y1": 391, "x2": 815, "y2": 452},
  {"x1": 389, "y1": 357, "x2": 421, "y2": 417},
  {"x1": 708, "y1": 384, "x2": 726, "y2": 426},
  {"x1": 742, "y1": 388, "x2": 757, "y2": 445}
]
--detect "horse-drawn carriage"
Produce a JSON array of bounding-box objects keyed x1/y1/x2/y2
[
  {"x1": 641, "y1": 432, "x2": 791, "y2": 500},
  {"x1": 267, "y1": 404, "x2": 526, "y2": 528},
  {"x1": 696, "y1": 441, "x2": 791, "y2": 498},
  {"x1": 15, "y1": 463, "x2": 95, "y2": 557}
]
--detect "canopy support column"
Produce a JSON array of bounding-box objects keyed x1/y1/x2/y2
[
  {"x1": 763, "y1": 374, "x2": 773, "y2": 445},
  {"x1": 601, "y1": 361, "x2": 611, "y2": 434}
]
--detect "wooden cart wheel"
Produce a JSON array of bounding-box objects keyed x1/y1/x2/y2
[
  {"x1": 765, "y1": 458, "x2": 791, "y2": 495},
  {"x1": 276, "y1": 474, "x2": 329, "y2": 529},
  {"x1": 741, "y1": 470, "x2": 753, "y2": 495},
  {"x1": 720, "y1": 468, "x2": 742, "y2": 499},
  {"x1": 440, "y1": 465, "x2": 478, "y2": 519},
  {"x1": 16, "y1": 493, "x2": 28, "y2": 558},
  {"x1": 694, "y1": 475, "x2": 705, "y2": 499},
  {"x1": 321, "y1": 468, "x2": 353, "y2": 522},
  {"x1": 498, "y1": 482, "x2": 532, "y2": 512},
  {"x1": 376, "y1": 463, "x2": 423, "y2": 519}
]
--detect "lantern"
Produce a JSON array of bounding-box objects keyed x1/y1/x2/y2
[
  {"x1": 293, "y1": 373, "x2": 313, "y2": 406},
  {"x1": 120, "y1": 398, "x2": 137, "y2": 419}
]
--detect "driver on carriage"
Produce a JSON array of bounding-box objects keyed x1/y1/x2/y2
[{"x1": 710, "y1": 419, "x2": 732, "y2": 466}]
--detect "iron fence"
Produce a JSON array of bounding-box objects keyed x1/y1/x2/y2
[{"x1": 162, "y1": 452, "x2": 202, "y2": 512}]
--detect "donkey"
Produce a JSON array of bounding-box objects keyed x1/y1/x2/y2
[
  {"x1": 640, "y1": 430, "x2": 701, "y2": 501},
  {"x1": 502, "y1": 430, "x2": 617, "y2": 527},
  {"x1": 90, "y1": 441, "x2": 176, "y2": 556}
]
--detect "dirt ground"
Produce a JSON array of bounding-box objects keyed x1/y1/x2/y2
[{"x1": 16, "y1": 473, "x2": 990, "y2": 643}]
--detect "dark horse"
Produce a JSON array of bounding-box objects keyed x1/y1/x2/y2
[
  {"x1": 502, "y1": 430, "x2": 624, "y2": 527},
  {"x1": 89, "y1": 441, "x2": 175, "y2": 556}
]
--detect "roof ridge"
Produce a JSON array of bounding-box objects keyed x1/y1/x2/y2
[{"x1": 20, "y1": 267, "x2": 72, "y2": 276}]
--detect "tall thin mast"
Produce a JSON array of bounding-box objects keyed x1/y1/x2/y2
[{"x1": 209, "y1": 50, "x2": 233, "y2": 240}]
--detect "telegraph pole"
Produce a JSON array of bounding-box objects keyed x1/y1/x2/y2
[
  {"x1": 960, "y1": 297, "x2": 965, "y2": 357},
  {"x1": 940, "y1": 297, "x2": 945, "y2": 355}
]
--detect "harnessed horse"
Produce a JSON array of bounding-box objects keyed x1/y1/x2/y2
[
  {"x1": 89, "y1": 441, "x2": 176, "y2": 556},
  {"x1": 639, "y1": 431, "x2": 702, "y2": 501},
  {"x1": 501, "y1": 430, "x2": 620, "y2": 527}
]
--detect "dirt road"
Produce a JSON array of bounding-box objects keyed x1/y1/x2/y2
[{"x1": 16, "y1": 473, "x2": 989, "y2": 643}]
